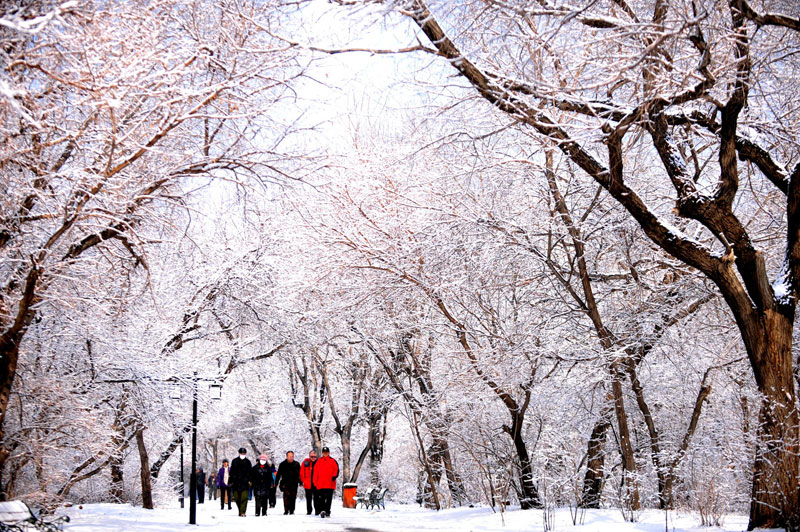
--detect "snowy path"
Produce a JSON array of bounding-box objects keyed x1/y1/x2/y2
[{"x1": 58, "y1": 501, "x2": 755, "y2": 532}]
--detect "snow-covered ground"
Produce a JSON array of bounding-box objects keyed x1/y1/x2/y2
[{"x1": 57, "y1": 500, "x2": 757, "y2": 532}]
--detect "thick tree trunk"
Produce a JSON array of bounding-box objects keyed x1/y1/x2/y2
[
  {"x1": 411, "y1": 411, "x2": 440, "y2": 510},
  {"x1": 437, "y1": 435, "x2": 467, "y2": 506},
  {"x1": 109, "y1": 419, "x2": 127, "y2": 502},
  {"x1": 0, "y1": 330, "x2": 25, "y2": 498},
  {"x1": 747, "y1": 312, "x2": 799, "y2": 530},
  {"x1": 340, "y1": 429, "x2": 352, "y2": 484},
  {"x1": 504, "y1": 412, "x2": 540, "y2": 509},
  {"x1": 611, "y1": 375, "x2": 640, "y2": 512},
  {"x1": 136, "y1": 428, "x2": 154, "y2": 509},
  {"x1": 581, "y1": 405, "x2": 612, "y2": 508},
  {"x1": 626, "y1": 365, "x2": 667, "y2": 508},
  {"x1": 109, "y1": 458, "x2": 124, "y2": 502}
]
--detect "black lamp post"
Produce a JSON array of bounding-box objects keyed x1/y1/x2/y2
[
  {"x1": 180, "y1": 440, "x2": 185, "y2": 509},
  {"x1": 189, "y1": 373, "x2": 198, "y2": 525},
  {"x1": 186, "y1": 373, "x2": 222, "y2": 525}
]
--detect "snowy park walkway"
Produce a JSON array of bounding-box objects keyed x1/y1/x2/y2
[{"x1": 57, "y1": 501, "x2": 754, "y2": 532}]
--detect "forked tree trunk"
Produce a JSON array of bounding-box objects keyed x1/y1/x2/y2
[
  {"x1": 428, "y1": 431, "x2": 467, "y2": 506},
  {"x1": 504, "y1": 411, "x2": 540, "y2": 509}
]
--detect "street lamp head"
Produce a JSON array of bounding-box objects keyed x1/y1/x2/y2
[
  {"x1": 209, "y1": 382, "x2": 222, "y2": 401},
  {"x1": 169, "y1": 385, "x2": 181, "y2": 400}
]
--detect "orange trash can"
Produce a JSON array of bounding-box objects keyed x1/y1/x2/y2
[{"x1": 343, "y1": 483, "x2": 357, "y2": 509}]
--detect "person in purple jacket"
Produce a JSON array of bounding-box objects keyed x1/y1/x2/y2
[{"x1": 217, "y1": 459, "x2": 232, "y2": 510}]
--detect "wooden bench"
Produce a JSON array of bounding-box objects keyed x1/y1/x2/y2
[
  {"x1": 354, "y1": 487, "x2": 388, "y2": 510},
  {"x1": 0, "y1": 500, "x2": 69, "y2": 532}
]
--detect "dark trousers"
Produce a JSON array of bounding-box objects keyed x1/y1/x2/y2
[
  {"x1": 219, "y1": 486, "x2": 232, "y2": 509},
  {"x1": 254, "y1": 494, "x2": 269, "y2": 516},
  {"x1": 209, "y1": 485, "x2": 217, "y2": 500},
  {"x1": 233, "y1": 489, "x2": 249, "y2": 515},
  {"x1": 314, "y1": 489, "x2": 334, "y2": 516},
  {"x1": 283, "y1": 486, "x2": 298, "y2": 514},
  {"x1": 305, "y1": 487, "x2": 317, "y2": 514},
  {"x1": 196, "y1": 485, "x2": 205, "y2": 503},
  {"x1": 269, "y1": 485, "x2": 277, "y2": 508}
]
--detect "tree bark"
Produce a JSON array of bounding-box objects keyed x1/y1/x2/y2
[
  {"x1": 581, "y1": 404, "x2": 612, "y2": 508},
  {"x1": 136, "y1": 428, "x2": 154, "y2": 509},
  {"x1": 503, "y1": 411, "x2": 541, "y2": 509},
  {"x1": 611, "y1": 374, "x2": 640, "y2": 512},
  {"x1": 410, "y1": 409, "x2": 441, "y2": 510},
  {"x1": 747, "y1": 312, "x2": 798, "y2": 529}
]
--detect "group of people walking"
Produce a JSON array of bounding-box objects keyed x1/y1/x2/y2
[{"x1": 209, "y1": 446, "x2": 340, "y2": 518}]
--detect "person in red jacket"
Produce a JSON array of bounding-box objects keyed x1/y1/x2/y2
[
  {"x1": 311, "y1": 446, "x2": 339, "y2": 518},
  {"x1": 299, "y1": 450, "x2": 318, "y2": 515}
]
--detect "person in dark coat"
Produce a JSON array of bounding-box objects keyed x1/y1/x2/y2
[
  {"x1": 229, "y1": 448, "x2": 253, "y2": 516},
  {"x1": 267, "y1": 458, "x2": 277, "y2": 508},
  {"x1": 251, "y1": 454, "x2": 274, "y2": 516},
  {"x1": 300, "y1": 450, "x2": 318, "y2": 515},
  {"x1": 274, "y1": 451, "x2": 302, "y2": 515},
  {"x1": 207, "y1": 470, "x2": 217, "y2": 501},
  {"x1": 195, "y1": 467, "x2": 206, "y2": 504},
  {"x1": 312, "y1": 446, "x2": 339, "y2": 518},
  {"x1": 217, "y1": 459, "x2": 232, "y2": 510}
]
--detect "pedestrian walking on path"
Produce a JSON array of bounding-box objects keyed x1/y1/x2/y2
[
  {"x1": 275, "y1": 451, "x2": 302, "y2": 515},
  {"x1": 217, "y1": 459, "x2": 232, "y2": 510},
  {"x1": 195, "y1": 467, "x2": 206, "y2": 504},
  {"x1": 230, "y1": 448, "x2": 252, "y2": 516},
  {"x1": 312, "y1": 446, "x2": 339, "y2": 519},
  {"x1": 251, "y1": 454, "x2": 274, "y2": 516},
  {"x1": 208, "y1": 469, "x2": 217, "y2": 501},
  {"x1": 300, "y1": 450, "x2": 318, "y2": 515}
]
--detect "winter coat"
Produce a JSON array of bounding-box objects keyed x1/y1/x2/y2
[
  {"x1": 300, "y1": 457, "x2": 317, "y2": 490},
  {"x1": 207, "y1": 471, "x2": 216, "y2": 486},
  {"x1": 274, "y1": 459, "x2": 301, "y2": 491},
  {"x1": 216, "y1": 466, "x2": 230, "y2": 488},
  {"x1": 250, "y1": 462, "x2": 274, "y2": 496},
  {"x1": 229, "y1": 456, "x2": 252, "y2": 491},
  {"x1": 196, "y1": 469, "x2": 206, "y2": 488},
  {"x1": 312, "y1": 455, "x2": 339, "y2": 491}
]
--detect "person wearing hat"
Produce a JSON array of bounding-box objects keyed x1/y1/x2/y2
[
  {"x1": 299, "y1": 449, "x2": 318, "y2": 515},
  {"x1": 311, "y1": 446, "x2": 339, "y2": 518},
  {"x1": 229, "y1": 447, "x2": 253, "y2": 516},
  {"x1": 217, "y1": 459, "x2": 232, "y2": 510},
  {"x1": 251, "y1": 454, "x2": 274, "y2": 516},
  {"x1": 274, "y1": 450, "x2": 302, "y2": 515}
]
